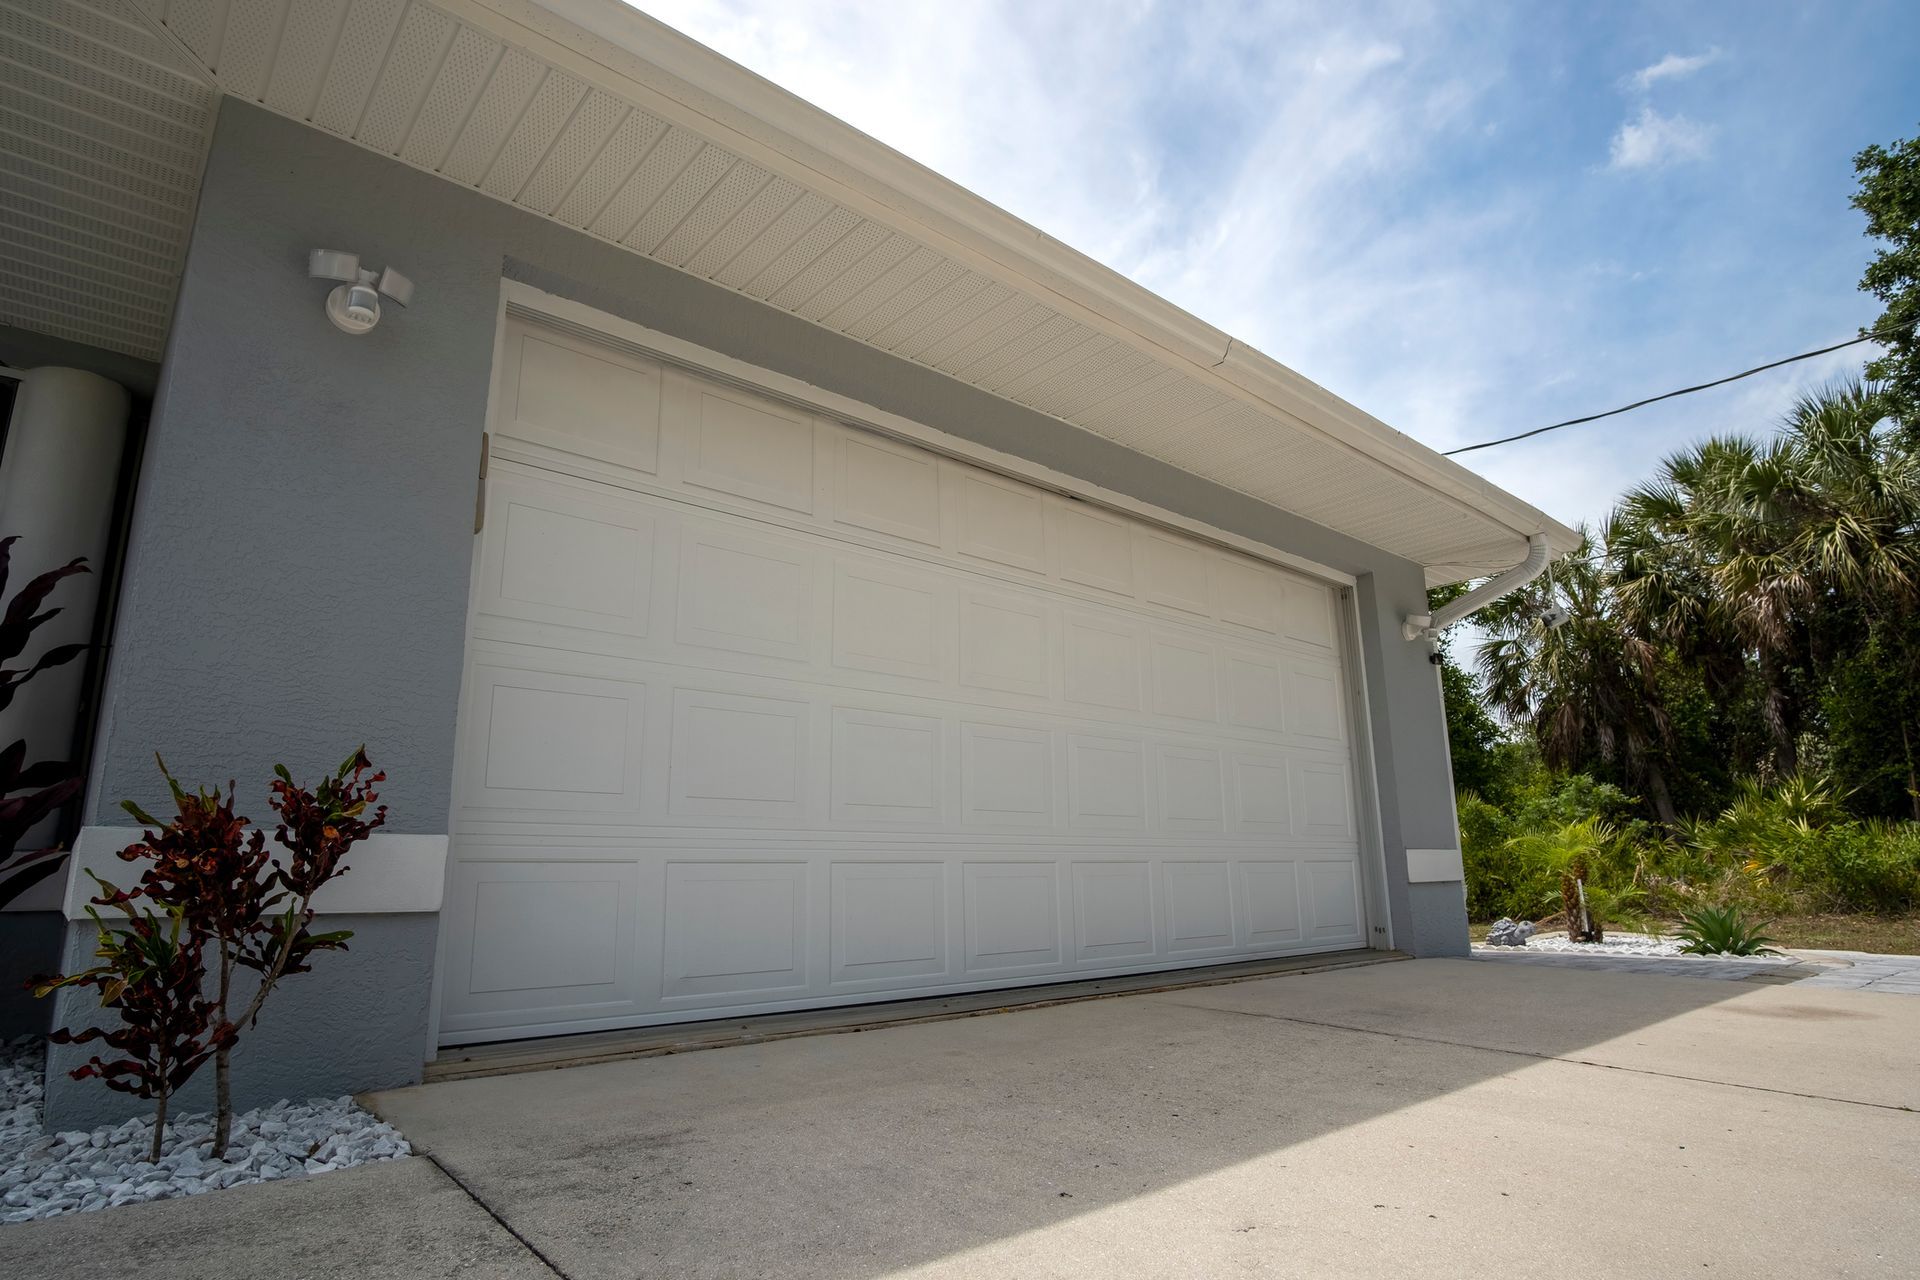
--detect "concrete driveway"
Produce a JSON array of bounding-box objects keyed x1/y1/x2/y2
[{"x1": 4, "y1": 958, "x2": 1916, "y2": 1278}]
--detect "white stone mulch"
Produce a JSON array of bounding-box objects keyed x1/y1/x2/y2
[
  {"x1": 1485, "y1": 930, "x2": 1795, "y2": 961},
  {"x1": 1, "y1": 1035, "x2": 411, "y2": 1224}
]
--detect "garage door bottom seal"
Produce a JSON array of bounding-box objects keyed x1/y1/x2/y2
[{"x1": 423, "y1": 949, "x2": 1409, "y2": 1084}]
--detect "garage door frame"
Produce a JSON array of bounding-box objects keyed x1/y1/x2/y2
[{"x1": 426, "y1": 281, "x2": 1395, "y2": 1050}]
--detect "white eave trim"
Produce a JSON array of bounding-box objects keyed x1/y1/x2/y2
[{"x1": 451, "y1": 0, "x2": 1581, "y2": 569}]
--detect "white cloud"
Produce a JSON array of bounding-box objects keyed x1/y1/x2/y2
[
  {"x1": 1608, "y1": 105, "x2": 1715, "y2": 170},
  {"x1": 1623, "y1": 48, "x2": 1721, "y2": 92}
]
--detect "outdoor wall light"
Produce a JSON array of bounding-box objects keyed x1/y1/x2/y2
[{"x1": 307, "y1": 250, "x2": 415, "y2": 335}]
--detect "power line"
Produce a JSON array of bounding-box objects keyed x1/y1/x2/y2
[{"x1": 1443, "y1": 320, "x2": 1911, "y2": 457}]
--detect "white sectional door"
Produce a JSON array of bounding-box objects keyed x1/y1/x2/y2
[{"x1": 439, "y1": 315, "x2": 1372, "y2": 1044}]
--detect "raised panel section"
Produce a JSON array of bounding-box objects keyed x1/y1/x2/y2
[
  {"x1": 1157, "y1": 745, "x2": 1224, "y2": 832},
  {"x1": 1215, "y1": 557, "x2": 1279, "y2": 633},
  {"x1": 668, "y1": 690, "x2": 808, "y2": 820},
  {"x1": 1223, "y1": 652, "x2": 1284, "y2": 732},
  {"x1": 1064, "y1": 614, "x2": 1141, "y2": 711},
  {"x1": 1292, "y1": 760, "x2": 1355, "y2": 841},
  {"x1": 832, "y1": 559, "x2": 942, "y2": 681},
  {"x1": 677, "y1": 527, "x2": 813, "y2": 661},
  {"x1": 961, "y1": 723, "x2": 1055, "y2": 827},
  {"x1": 462, "y1": 667, "x2": 644, "y2": 814},
  {"x1": 1150, "y1": 635, "x2": 1217, "y2": 722},
  {"x1": 959, "y1": 592, "x2": 1051, "y2": 697},
  {"x1": 507, "y1": 329, "x2": 661, "y2": 474},
  {"x1": 1139, "y1": 534, "x2": 1212, "y2": 616},
  {"x1": 684, "y1": 382, "x2": 815, "y2": 512},
  {"x1": 1242, "y1": 861, "x2": 1303, "y2": 946},
  {"x1": 479, "y1": 476, "x2": 654, "y2": 636},
  {"x1": 831, "y1": 709, "x2": 943, "y2": 823},
  {"x1": 1165, "y1": 861, "x2": 1234, "y2": 952},
  {"x1": 1071, "y1": 861, "x2": 1155, "y2": 962},
  {"x1": 1304, "y1": 859, "x2": 1362, "y2": 941},
  {"x1": 1068, "y1": 735, "x2": 1146, "y2": 830},
  {"x1": 1233, "y1": 753, "x2": 1292, "y2": 832},
  {"x1": 1282, "y1": 578, "x2": 1337, "y2": 649},
  {"x1": 662, "y1": 862, "x2": 807, "y2": 997},
  {"x1": 831, "y1": 862, "x2": 947, "y2": 983},
  {"x1": 1282, "y1": 657, "x2": 1346, "y2": 742},
  {"x1": 1054, "y1": 503, "x2": 1134, "y2": 595},
  {"x1": 964, "y1": 862, "x2": 1061, "y2": 971},
  {"x1": 836, "y1": 436, "x2": 942, "y2": 545},
  {"x1": 463, "y1": 863, "x2": 634, "y2": 996},
  {"x1": 954, "y1": 472, "x2": 1047, "y2": 574}
]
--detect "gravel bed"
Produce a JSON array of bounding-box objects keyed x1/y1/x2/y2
[
  {"x1": 1489, "y1": 931, "x2": 1796, "y2": 961},
  {"x1": 1, "y1": 1036, "x2": 410, "y2": 1224}
]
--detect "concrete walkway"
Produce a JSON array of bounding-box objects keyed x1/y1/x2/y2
[{"x1": 3, "y1": 958, "x2": 1916, "y2": 1278}]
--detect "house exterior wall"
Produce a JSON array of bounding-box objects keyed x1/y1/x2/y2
[{"x1": 43, "y1": 99, "x2": 1467, "y2": 1126}]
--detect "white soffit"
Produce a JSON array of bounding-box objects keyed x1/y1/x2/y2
[
  {"x1": 26, "y1": 0, "x2": 1574, "y2": 579},
  {"x1": 0, "y1": 0, "x2": 213, "y2": 361}
]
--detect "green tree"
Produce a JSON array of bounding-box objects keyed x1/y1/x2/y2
[
  {"x1": 1476, "y1": 530, "x2": 1681, "y2": 823},
  {"x1": 1854, "y1": 127, "x2": 1920, "y2": 423},
  {"x1": 1428, "y1": 583, "x2": 1507, "y2": 798}
]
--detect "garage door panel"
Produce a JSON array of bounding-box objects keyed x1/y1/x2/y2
[
  {"x1": 668, "y1": 689, "x2": 811, "y2": 821},
  {"x1": 832, "y1": 557, "x2": 946, "y2": 681},
  {"x1": 448, "y1": 320, "x2": 1371, "y2": 1043},
  {"x1": 676, "y1": 376, "x2": 818, "y2": 513},
  {"x1": 964, "y1": 861, "x2": 1064, "y2": 972},
  {"x1": 1165, "y1": 860, "x2": 1235, "y2": 953},
  {"x1": 503, "y1": 329, "x2": 663, "y2": 476},
  {"x1": 676, "y1": 525, "x2": 816, "y2": 662},
  {"x1": 461, "y1": 665, "x2": 646, "y2": 815},
  {"x1": 479, "y1": 474, "x2": 657, "y2": 637},
  {"x1": 835, "y1": 434, "x2": 943, "y2": 546},
  {"x1": 1071, "y1": 861, "x2": 1156, "y2": 963},
  {"x1": 1304, "y1": 858, "x2": 1364, "y2": 943},
  {"x1": 661, "y1": 861, "x2": 810, "y2": 999},
  {"x1": 439, "y1": 855, "x2": 645, "y2": 1029},
  {"x1": 830, "y1": 861, "x2": 948, "y2": 984},
  {"x1": 830, "y1": 708, "x2": 945, "y2": 824}
]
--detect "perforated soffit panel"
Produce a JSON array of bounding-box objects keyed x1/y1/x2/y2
[
  {"x1": 0, "y1": 0, "x2": 214, "y2": 361},
  {"x1": 13, "y1": 0, "x2": 1562, "y2": 579}
]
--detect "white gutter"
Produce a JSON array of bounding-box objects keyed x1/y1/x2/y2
[{"x1": 1401, "y1": 532, "x2": 1553, "y2": 642}]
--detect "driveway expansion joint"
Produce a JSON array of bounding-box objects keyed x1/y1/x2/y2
[
  {"x1": 1159, "y1": 998, "x2": 1920, "y2": 1114},
  {"x1": 422, "y1": 1151, "x2": 573, "y2": 1280}
]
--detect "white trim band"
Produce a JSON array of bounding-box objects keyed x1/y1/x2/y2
[
  {"x1": 62, "y1": 828, "x2": 449, "y2": 921},
  {"x1": 1406, "y1": 847, "x2": 1465, "y2": 884}
]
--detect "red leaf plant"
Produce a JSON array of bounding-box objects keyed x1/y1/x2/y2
[
  {"x1": 0, "y1": 535, "x2": 90, "y2": 908},
  {"x1": 32, "y1": 877, "x2": 235, "y2": 1162},
  {"x1": 37, "y1": 748, "x2": 387, "y2": 1160}
]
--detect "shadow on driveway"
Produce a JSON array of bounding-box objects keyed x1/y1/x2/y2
[{"x1": 5, "y1": 957, "x2": 1916, "y2": 1278}]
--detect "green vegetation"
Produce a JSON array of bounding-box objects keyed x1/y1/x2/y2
[
  {"x1": 1443, "y1": 124, "x2": 1920, "y2": 952},
  {"x1": 1675, "y1": 905, "x2": 1780, "y2": 957}
]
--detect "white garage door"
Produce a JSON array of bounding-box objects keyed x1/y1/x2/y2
[{"x1": 438, "y1": 314, "x2": 1374, "y2": 1044}]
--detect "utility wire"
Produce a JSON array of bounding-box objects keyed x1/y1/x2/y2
[{"x1": 1443, "y1": 320, "x2": 1911, "y2": 457}]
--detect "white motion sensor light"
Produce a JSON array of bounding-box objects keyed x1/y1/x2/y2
[{"x1": 307, "y1": 250, "x2": 415, "y2": 334}]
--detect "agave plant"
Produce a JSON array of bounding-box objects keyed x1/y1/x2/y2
[{"x1": 1675, "y1": 904, "x2": 1782, "y2": 956}]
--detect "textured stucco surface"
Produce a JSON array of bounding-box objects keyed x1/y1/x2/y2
[
  {"x1": 65, "y1": 97, "x2": 1472, "y2": 1113},
  {"x1": 41, "y1": 912, "x2": 438, "y2": 1130}
]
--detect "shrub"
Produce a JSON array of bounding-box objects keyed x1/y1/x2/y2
[
  {"x1": 0, "y1": 537, "x2": 90, "y2": 908},
  {"x1": 1675, "y1": 904, "x2": 1781, "y2": 956}
]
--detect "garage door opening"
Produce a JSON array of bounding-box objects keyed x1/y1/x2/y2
[{"x1": 436, "y1": 302, "x2": 1382, "y2": 1047}]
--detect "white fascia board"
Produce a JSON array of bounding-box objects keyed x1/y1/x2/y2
[{"x1": 451, "y1": 0, "x2": 1580, "y2": 568}]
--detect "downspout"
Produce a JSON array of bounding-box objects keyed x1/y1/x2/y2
[{"x1": 1401, "y1": 532, "x2": 1553, "y2": 643}]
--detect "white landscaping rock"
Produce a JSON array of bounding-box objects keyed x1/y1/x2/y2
[
  {"x1": 1509, "y1": 931, "x2": 1795, "y2": 961},
  {"x1": 0, "y1": 1035, "x2": 411, "y2": 1225}
]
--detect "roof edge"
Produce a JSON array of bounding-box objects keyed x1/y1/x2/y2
[{"x1": 458, "y1": 0, "x2": 1581, "y2": 566}]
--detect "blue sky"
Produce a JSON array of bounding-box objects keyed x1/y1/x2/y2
[{"x1": 640, "y1": 1, "x2": 1920, "y2": 530}]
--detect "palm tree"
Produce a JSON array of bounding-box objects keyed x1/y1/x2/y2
[
  {"x1": 1609, "y1": 379, "x2": 1918, "y2": 778},
  {"x1": 1504, "y1": 815, "x2": 1624, "y2": 941},
  {"x1": 1476, "y1": 528, "x2": 1681, "y2": 823}
]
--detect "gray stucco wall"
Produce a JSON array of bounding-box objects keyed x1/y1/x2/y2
[
  {"x1": 47, "y1": 97, "x2": 1468, "y2": 1123},
  {"x1": 42, "y1": 914, "x2": 436, "y2": 1129}
]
